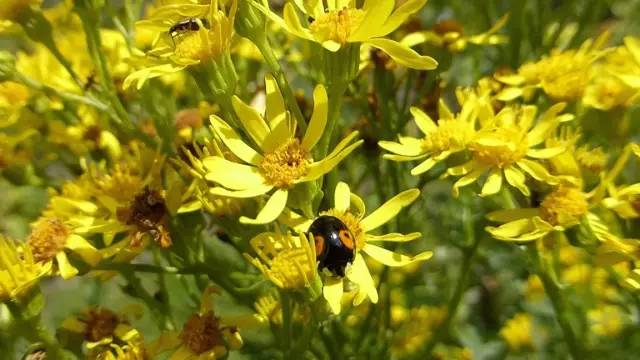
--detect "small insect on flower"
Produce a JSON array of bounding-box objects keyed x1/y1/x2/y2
[
  {"x1": 169, "y1": 18, "x2": 210, "y2": 46},
  {"x1": 308, "y1": 215, "x2": 355, "y2": 277}
]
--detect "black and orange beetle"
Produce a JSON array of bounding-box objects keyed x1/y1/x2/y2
[{"x1": 308, "y1": 215, "x2": 355, "y2": 277}]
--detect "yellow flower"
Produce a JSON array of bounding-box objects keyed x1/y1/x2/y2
[
  {"x1": 583, "y1": 72, "x2": 636, "y2": 111},
  {"x1": 254, "y1": 292, "x2": 283, "y2": 325},
  {"x1": 200, "y1": 75, "x2": 362, "y2": 224},
  {"x1": 603, "y1": 182, "x2": 640, "y2": 219},
  {"x1": 26, "y1": 216, "x2": 101, "y2": 279},
  {"x1": 610, "y1": 36, "x2": 640, "y2": 97},
  {"x1": 379, "y1": 94, "x2": 481, "y2": 176},
  {"x1": 258, "y1": 0, "x2": 437, "y2": 70},
  {"x1": 485, "y1": 185, "x2": 611, "y2": 242},
  {"x1": 44, "y1": 143, "x2": 168, "y2": 263},
  {"x1": 0, "y1": 235, "x2": 50, "y2": 302},
  {"x1": 245, "y1": 230, "x2": 320, "y2": 293},
  {"x1": 124, "y1": 0, "x2": 237, "y2": 90},
  {"x1": 496, "y1": 33, "x2": 608, "y2": 102},
  {"x1": 391, "y1": 305, "x2": 447, "y2": 356},
  {"x1": 61, "y1": 307, "x2": 141, "y2": 351},
  {"x1": 500, "y1": 313, "x2": 533, "y2": 351},
  {"x1": 285, "y1": 182, "x2": 432, "y2": 314},
  {"x1": 0, "y1": 81, "x2": 29, "y2": 127},
  {"x1": 448, "y1": 103, "x2": 571, "y2": 197},
  {"x1": 401, "y1": 14, "x2": 508, "y2": 52},
  {"x1": 150, "y1": 287, "x2": 243, "y2": 359},
  {"x1": 588, "y1": 305, "x2": 625, "y2": 337}
]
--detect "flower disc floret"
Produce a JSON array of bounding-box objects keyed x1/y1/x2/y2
[
  {"x1": 309, "y1": 8, "x2": 365, "y2": 45},
  {"x1": 180, "y1": 312, "x2": 225, "y2": 355},
  {"x1": 258, "y1": 138, "x2": 311, "y2": 188},
  {"x1": 27, "y1": 217, "x2": 70, "y2": 263},
  {"x1": 539, "y1": 186, "x2": 589, "y2": 226},
  {"x1": 470, "y1": 128, "x2": 529, "y2": 168}
]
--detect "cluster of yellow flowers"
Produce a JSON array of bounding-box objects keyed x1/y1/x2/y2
[{"x1": 1, "y1": 0, "x2": 639, "y2": 359}]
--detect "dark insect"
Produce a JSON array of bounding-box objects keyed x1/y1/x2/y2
[
  {"x1": 169, "y1": 18, "x2": 210, "y2": 44},
  {"x1": 308, "y1": 215, "x2": 355, "y2": 277},
  {"x1": 84, "y1": 71, "x2": 97, "y2": 91}
]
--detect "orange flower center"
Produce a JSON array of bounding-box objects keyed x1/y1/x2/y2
[
  {"x1": 26, "y1": 217, "x2": 70, "y2": 263},
  {"x1": 539, "y1": 186, "x2": 589, "y2": 226},
  {"x1": 180, "y1": 312, "x2": 224, "y2": 355},
  {"x1": 258, "y1": 139, "x2": 310, "y2": 188},
  {"x1": 470, "y1": 128, "x2": 528, "y2": 168},
  {"x1": 82, "y1": 308, "x2": 120, "y2": 342}
]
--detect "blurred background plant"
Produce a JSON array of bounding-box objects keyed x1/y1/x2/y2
[{"x1": 0, "y1": 0, "x2": 639, "y2": 359}]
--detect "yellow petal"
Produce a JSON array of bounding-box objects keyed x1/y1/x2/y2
[
  {"x1": 323, "y1": 276, "x2": 343, "y2": 314},
  {"x1": 66, "y1": 234, "x2": 101, "y2": 266},
  {"x1": 411, "y1": 158, "x2": 438, "y2": 175},
  {"x1": 360, "y1": 188, "x2": 420, "y2": 231},
  {"x1": 210, "y1": 184, "x2": 273, "y2": 198},
  {"x1": 347, "y1": 253, "x2": 378, "y2": 305},
  {"x1": 349, "y1": 0, "x2": 394, "y2": 41},
  {"x1": 210, "y1": 115, "x2": 263, "y2": 165},
  {"x1": 516, "y1": 158, "x2": 553, "y2": 182},
  {"x1": 504, "y1": 165, "x2": 530, "y2": 196},
  {"x1": 363, "y1": 243, "x2": 433, "y2": 267},
  {"x1": 378, "y1": 139, "x2": 424, "y2": 156},
  {"x1": 496, "y1": 87, "x2": 524, "y2": 101},
  {"x1": 301, "y1": 140, "x2": 363, "y2": 182},
  {"x1": 410, "y1": 106, "x2": 437, "y2": 134},
  {"x1": 366, "y1": 38, "x2": 438, "y2": 70},
  {"x1": 376, "y1": 0, "x2": 427, "y2": 37},
  {"x1": 56, "y1": 252, "x2": 79, "y2": 279},
  {"x1": 239, "y1": 189, "x2": 288, "y2": 225},
  {"x1": 526, "y1": 147, "x2": 565, "y2": 159},
  {"x1": 452, "y1": 168, "x2": 485, "y2": 197},
  {"x1": 485, "y1": 218, "x2": 549, "y2": 241},
  {"x1": 231, "y1": 96, "x2": 271, "y2": 149},
  {"x1": 365, "y1": 232, "x2": 421, "y2": 242},
  {"x1": 486, "y1": 208, "x2": 540, "y2": 223},
  {"x1": 203, "y1": 156, "x2": 266, "y2": 190},
  {"x1": 261, "y1": 112, "x2": 293, "y2": 153},
  {"x1": 265, "y1": 74, "x2": 286, "y2": 125},
  {"x1": 282, "y1": 3, "x2": 314, "y2": 40},
  {"x1": 334, "y1": 182, "x2": 351, "y2": 213},
  {"x1": 480, "y1": 169, "x2": 503, "y2": 197},
  {"x1": 302, "y1": 85, "x2": 328, "y2": 151}
]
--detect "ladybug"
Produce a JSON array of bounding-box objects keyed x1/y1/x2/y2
[{"x1": 308, "y1": 215, "x2": 355, "y2": 277}]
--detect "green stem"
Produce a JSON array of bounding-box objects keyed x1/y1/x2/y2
[
  {"x1": 254, "y1": 35, "x2": 307, "y2": 134},
  {"x1": 280, "y1": 291, "x2": 294, "y2": 356},
  {"x1": 15, "y1": 73, "x2": 109, "y2": 111},
  {"x1": 421, "y1": 218, "x2": 481, "y2": 358},
  {"x1": 7, "y1": 301, "x2": 72, "y2": 360},
  {"x1": 528, "y1": 244, "x2": 584, "y2": 359},
  {"x1": 75, "y1": 4, "x2": 132, "y2": 129}
]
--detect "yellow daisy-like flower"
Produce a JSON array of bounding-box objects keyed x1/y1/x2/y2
[
  {"x1": 26, "y1": 216, "x2": 101, "y2": 279},
  {"x1": 496, "y1": 34, "x2": 608, "y2": 102},
  {"x1": 448, "y1": 103, "x2": 571, "y2": 197},
  {"x1": 61, "y1": 307, "x2": 141, "y2": 351},
  {"x1": 500, "y1": 313, "x2": 534, "y2": 352},
  {"x1": 0, "y1": 235, "x2": 50, "y2": 302},
  {"x1": 124, "y1": 0, "x2": 237, "y2": 90},
  {"x1": 379, "y1": 91, "x2": 486, "y2": 176},
  {"x1": 259, "y1": 0, "x2": 437, "y2": 70},
  {"x1": 245, "y1": 230, "x2": 320, "y2": 293},
  {"x1": 287, "y1": 182, "x2": 432, "y2": 314},
  {"x1": 485, "y1": 185, "x2": 610, "y2": 242},
  {"x1": 201, "y1": 75, "x2": 362, "y2": 224},
  {"x1": 400, "y1": 15, "x2": 508, "y2": 53},
  {"x1": 151, "y1": 287, "x2": 243, "y2": 360},
  {"x1": 44, "y1": 143, "x2": 168, "y2": 263}
]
